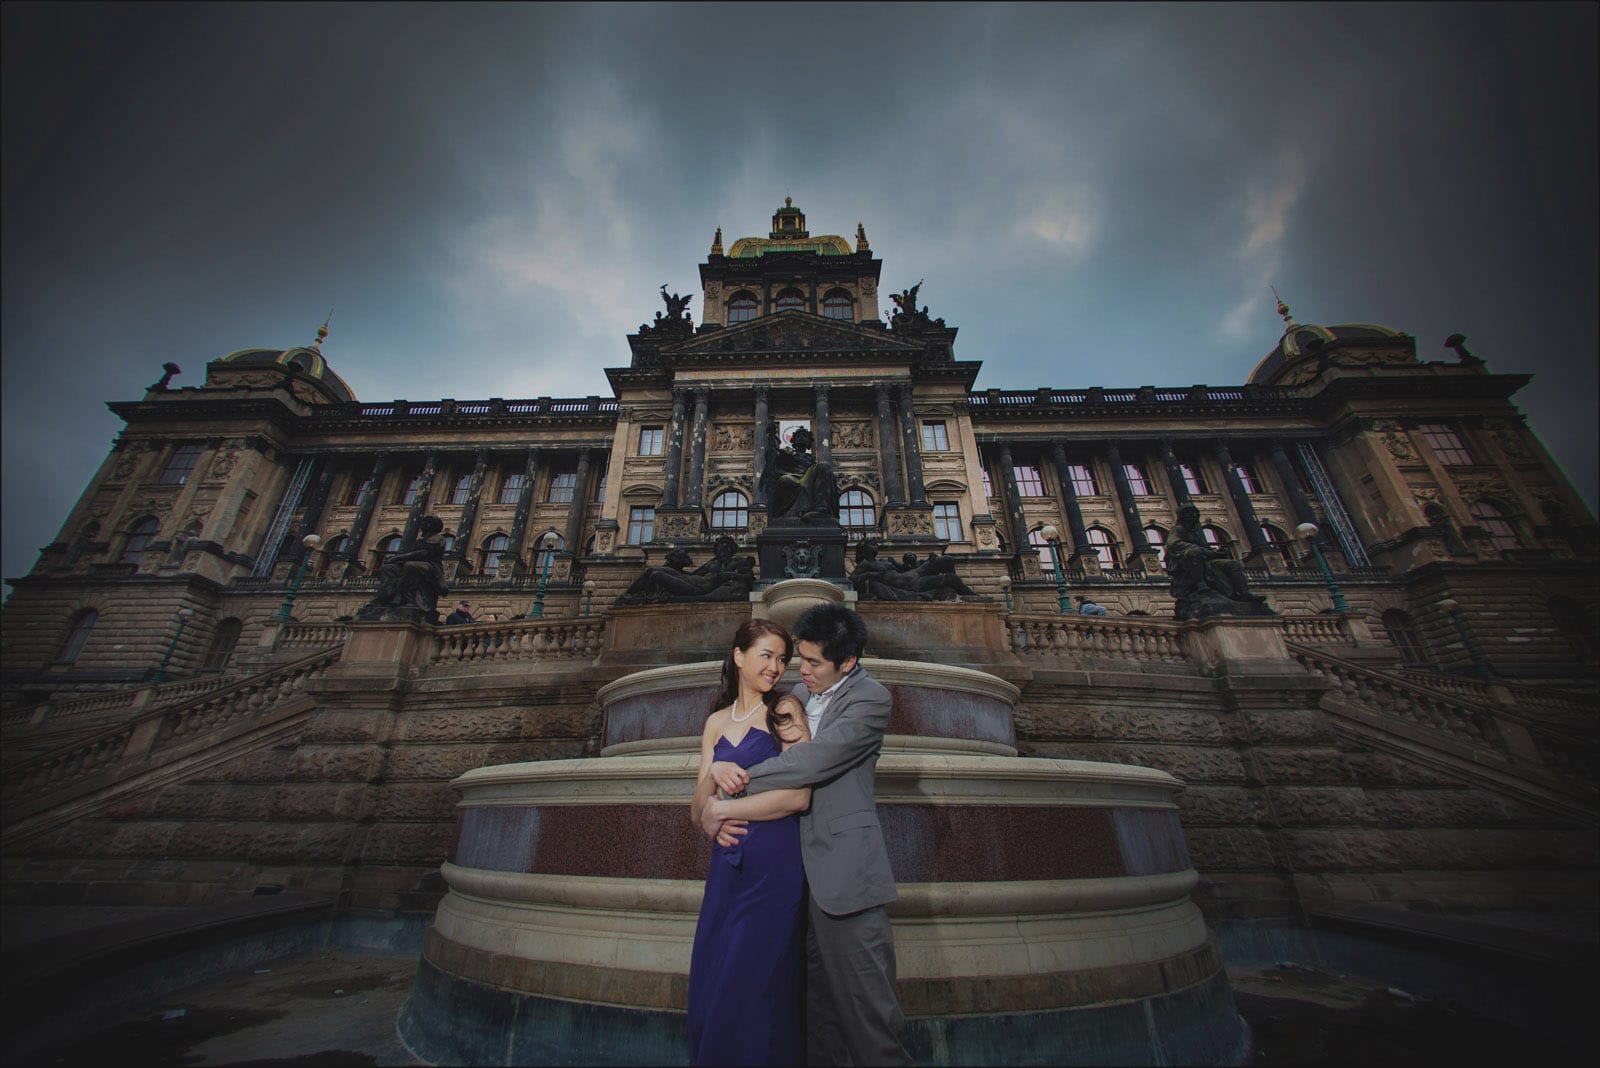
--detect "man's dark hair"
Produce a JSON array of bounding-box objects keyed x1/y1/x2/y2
[{"x1": 792, "y1": 603, "x2": 868, "y2": 667}]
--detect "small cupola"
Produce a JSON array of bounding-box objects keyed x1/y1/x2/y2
[{"x1": 769, "y1": 197, "x2": 809, "y2": 238}]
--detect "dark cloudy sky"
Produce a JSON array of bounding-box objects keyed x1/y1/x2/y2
[{"x1": 4, "y1": 2, "x2": 1596, "y2": 595}]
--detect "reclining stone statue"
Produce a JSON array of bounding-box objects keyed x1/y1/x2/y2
[{"x1": 615, "y1": 535, "x2": 756, "y2": 606}]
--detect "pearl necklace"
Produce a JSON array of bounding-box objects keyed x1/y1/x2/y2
[{"x1": 730, "y1": 696, "x2": 762, "y2": 723}]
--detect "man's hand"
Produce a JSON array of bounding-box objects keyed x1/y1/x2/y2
[
  {"x1": 709, "y1": 761, "x2": 750, "y2": 796},
  {"x1": 716, "y1": 819, "x2": 748, "y2": 848}
]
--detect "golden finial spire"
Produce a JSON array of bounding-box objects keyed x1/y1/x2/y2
[
  {"x1": 1270, "y1": 286, "x2": 1295, "y2": 327},
  {"x1": 785, "y1": 196, "x2": 792, "y2": 207},
  {"x1": 856, "y1": 222, "x2": 869, "y2": 252},
  {"x1": 711, "y1": 227, "x2": 724, "y2": 256},
  {"x1": 313, "y1": 309, "x2": 333, "y2": 350}
]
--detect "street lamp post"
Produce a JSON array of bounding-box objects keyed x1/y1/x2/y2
[
  {"x1": 1000, "y1": 574, "x2": 1012, "y2": 613},
  {"x1": 583, "y1": 578, "x2": 596, "y2": 617},
  {"x1": 1295, "y1": 522, "x2": 1351, "y2": 613},
  {"x1": 153, "y1": 607, "x2": 195, "y2": 683},
  {"x1": 276, "y1": 533, "x2": 323, "y2": 621},
  {"x1": 1437, "y1": 597, "x2": 1493, "y2": 678},
  {"x1": 528, "y1": 532, "x2": 559, "y2": 619},
  {"x1": 1040, "y1": 523, "x2": 1069, "y2": 614}
]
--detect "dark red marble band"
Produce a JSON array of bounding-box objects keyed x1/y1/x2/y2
[{"x1": 451, "y1": 803, "x2": 1188, "y2": 881}]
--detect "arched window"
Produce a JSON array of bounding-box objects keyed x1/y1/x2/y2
[
  {"x1": 1201, "y1": 525, "x2": 1234, "y2": 559},
  {"x1": 711, "y1": 490, "x2": 750, "y2": 532},
  {"x1": 374, "y1": 535, "x2": 403, "y2": 569},
  {"x1": 1382, "y1": 610, "x2": 1430, "y2": 668},
  {"x1": 774, "y1": 288, "x2": 806, "y2": 313},
  {"x1": 533, "y1": 532, "x2": 564, "y2": 573},
  {"x1": 318, "y1": 535, "x2": 350, "y2": 575},
  {"x1": 451, "y1": 474, "x2": 474, "y2": 505},
  {"x1": 57, "y1": 609, "x2": 98, "y2": 663},
  {"x1": 122, "y1": 516, "x2": 160, "y2": 563},
  {"x1": 727, "y1": 291, "x2": 758, "y2": 323},
  {"x1": 482, "y1": 534, "x2": 512, "y2": 572},
  {"x1": 839, "y1": 489, "x2": 876, "y2": 532},
  {"x1": 201, "y1": 618, "x2": 243, "y2": 672},
  {"x1": 1028, "y1": 527, "x2": 1058, "y2": 573},
  {"x1": 1470, "y1": 500, "x2": 1521, "y2": 551},
  {"x1": 1548, "y1": 597, "x2": 1597, "y2": 662},
  {"x1": 1260, "y1": 523, "x2": 1292, "y2": 565},
  {"x1": 1143, "y1": 526, "x2": 1167, "y2": 565},
  {"x1": 441, "y1": 533, "x2": 457, "y2": 556},
  {"x1": 1084, "y1": 527, "x2": 1118, "y2": 568},
  {"x1": 822, "y1": 289, "x2": 854, "y2": 321}
]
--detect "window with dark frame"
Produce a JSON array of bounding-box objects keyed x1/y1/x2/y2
[
  {"x1": 1066, "y1": 463, "x2": 1098, "y2": 496},
  {"x1": 1028, "y1": 527, "x2": 1055, "y2": 573},
  {"x1": 159, "y1": 444, "x2": 205, "y2": 486},
  {"x1": 1143, "y1": 526, "x2": 1167, "y2": 564},
  {"x1": 482, "y1": 534, "x2": 512, "y2": 571},
  {"x1": 1013, "y1": 464, "x2": 1046, "y2": 497},
  {"x1": 839, "y1": 489, "x2": 876, "y2": 530},
  {"x1": 1085, "y1": 527, "x2": 1117, "y2": 568},
  {"x1": 727, "y1": 292, "x2": 757, "y2": 323},
  {"x1": 1123, "y1": 462, "x2": 1152, "y2": 495},
  {"x1": 1201, "y1": 525, "x2": 1233, "y2": 558},
  {"x1": 399, "y1": 472, "x2": 427, "y2": 506},
  {"x1": 547, "y1": 471, "x2": 578, "y2": 504},
  {"x1": 498, "y1": 471, "x2": 527, "y2": 505},
  {"x1": 1419, "y1": 424, "x2": 1474, "y2": 466},
  {"x1": 58, "y1": 609, "x2": 98, "y2": 663},
  {"x1": 1235, "y1": 463, "x2": 1260, "y2": 494},
  {"x1": 1179, "y1": 461, "x2": 1208, "y2": 495},
  {"x1": 533, "y1": 533, "x2": 564, "y2": 572},
  {"x1": 1470, "y1": 500, "x2": 1521, "y2": 550},
  {"x1": 710, "y1": 490, "x2": 750, "y2": 531},
  {"x1": 1382, "y1": 610, "x2": 1430, "y2": 668},
  {"x1": 981, "y1": 466, "x2": 994, "y2": 498},
  {"x1": 921, "y1": 421, "x2": 950, "y2": 452},
  {"x1": 640, "y1": 426, "x2": 665, "y2": 456},
  {"x1": 774, "y1": 288, "x2": 806, "y2": 313},
  {"x1": 451, "y1": 474, "x2": 473, "y2": 504},
  {"x1": 122, "y1": 517, "x2": 159, "y2": 562},
  {"x1": 627, "y1": 507, "x2": 655, "y2": 544},
  {"x1": 932, "y1": 502, "x2": 961, "y2": 541},
  {"x1": 822, "y1": 289, "x2": 853, "y2": 320}
]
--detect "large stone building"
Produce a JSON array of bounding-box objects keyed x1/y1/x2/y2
[{"x1": 2, "y1": 201, "x2": 1595, "y2": 992}]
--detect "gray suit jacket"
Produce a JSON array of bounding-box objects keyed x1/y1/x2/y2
[{"x1": 745, "y1": 667, "x2": 897, "y2": 916}]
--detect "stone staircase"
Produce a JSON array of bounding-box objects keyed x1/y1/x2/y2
[
  {"x1": 1288, "y1": 642, "x2": 1599, "y2": 822},
  {"x1": 1, "y1": 646, "x2": 344, "y2": 846}
]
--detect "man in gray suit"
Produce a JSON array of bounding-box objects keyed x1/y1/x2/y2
[{"x1": 704, "y1": 603, "x2": 912, "y2": 1066}]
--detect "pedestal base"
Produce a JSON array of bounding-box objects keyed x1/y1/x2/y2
[{"x1": 756, "y1": 521, "x2": 847, "y2": 580}]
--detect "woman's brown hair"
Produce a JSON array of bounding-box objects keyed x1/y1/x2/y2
[{"x1": 709, "y1": 617, "x2": 799, "y2": 741}]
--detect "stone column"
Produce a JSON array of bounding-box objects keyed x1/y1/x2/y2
[
  {"x1": 1268, "y1": 439, "x2": 1319, "y2": 530},
  {"x1": 563, "y1": 448, "x2": 594, "y2": 554},
  {"x1": 1048, "y1": 442, "x2": 1091, "y2": 550},
  {"x1": 1161, "y1": 438, "x2": 1193, "y2": 507},
  {"x1": 998, "y1": 443, "x2": 1029, "y2": 557},
  {"x1": 876, "y1": 384, "x2": 905, "y2": 506},
  {"x1": 1216, "y1": 441, "x2": 1270, "y2": 553},
  {"x1": 290, "y1": 457, "x2": 336, "y2": 560},
  {"x1": 897, "y1": 384, "x2": 926, "y2": 505},
  {"x1": 452, "y1": 450, "x2": 490, "y2": 558},
  {"x1": 660, "y1": 389, "x2": 688, "y2": 510},
  {"x1": 342, "y1": 452, "x2": 392, "y2": 568},
  {"x1": 506, "y1": 447, "x2": 543, "y2": 569},
  {"x1": 814, "y1": 383, "x2": 832, "y2": 465},
  {"x1": 752, "y1": 385, "x2": 771, "y2": 506},
  {"x1": 1103, "y1": 442, "x2": 1152, "y2": 556},
  {"x1": 685, "y1": 388, "x2": 710, "y2": 508},
  {"x1": 399, "y1": 450, "x2": 440, "y2": 549}
]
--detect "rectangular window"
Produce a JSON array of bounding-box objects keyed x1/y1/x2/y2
[
  {"x1": 1419, "y1": 424, "x2": 1473, "y2": 466},
  {"x1": 498, "y1": 471, "x2": 527, "y2": 505},
  {"x1": 398, "y1": 472, "x2": 426, "y2": 506},
  {"x1": 1235, "y1": 463, "x2": 1259, "y2": 494},
  {"x1": 1124, "y1": 462, "x2": 1152, "y2": 496},
  {"x1": 640, "y1": 426, "x2": 665, "y2": 456},
  {"x1": 547, "y1": 471, "x2": 578, "y2": 503},
  {"x1": 450, "y1": 473, "x2": 473, "y2": 505},
  {"x1": 932, "y1": 502, "x2": 961, "y2": 541},
  {"x1": 1179, "y1": 461, "x2": 1208, "y2": 495},
  {"x1": 160, "y1": 444, "x2": 205, "y2": 485},
  {"x1": 1013, "y1": 464, "x2": 1045, "y2": 497},
  {"x1": 237, "y1": 490, "x2": 258, "y2": 524},
  {"x1": 981, "y1": 465, "x2": 994, "y2": 499},
  {"x1": 920, "y1": 421, "x2": 949, "y2": 452},
  {"x1": 1066, "y1": 463, "x2": 1098, "y2": 496},
  {"x1": 595, "y1": 469, "x2": 608, "y2": 503},
  {"x1": 627, "y1": 506, "x2": 655, "y2": 544},
  {"x1": 344, "y1": 471, "x2": 367, "y2": 506}
]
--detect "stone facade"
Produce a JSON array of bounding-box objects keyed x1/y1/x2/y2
[{"x1": 1, "y1": 201, "x2": 1596, "y2": 925}]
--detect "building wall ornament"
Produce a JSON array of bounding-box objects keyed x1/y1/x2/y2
[
  {"x1": 1377, "y1": 421, "x2": 1414, "y2": 461},
  {"x1": 832, "y1": 421, "x2": 874, "y2": 449},
  {"x1": 711, "y1": 423, "x2": 753, "y2": 452}
]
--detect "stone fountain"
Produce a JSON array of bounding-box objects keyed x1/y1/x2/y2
[{"x1": 400, "y1": 581, "x2": 1246, "y2": 1065}]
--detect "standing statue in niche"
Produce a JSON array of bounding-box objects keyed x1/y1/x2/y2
[
  {"x1": 851, "y1": 541, "x2": 979, "y2": 602},
  {"x1": 615, "y1": 535, "x2": 756, "y2": 606},
  {"x1": 1165, "y1": 505, "x2": 1271, "y2": 620},
  {"x1": 359, "y1": 515, "x2": 450, "y2": 622},
  {"x1": 759, "y1": 422, "x2": 839, "y2": 523}
]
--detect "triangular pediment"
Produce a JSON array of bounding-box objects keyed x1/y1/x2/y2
[{"x1": 661, "y1": 311, "x2": 921, "y2": 358}]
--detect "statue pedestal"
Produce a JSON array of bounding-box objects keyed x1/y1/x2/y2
[{"x1": 756, "y1": 521, "x2": 847, "y2": 581}]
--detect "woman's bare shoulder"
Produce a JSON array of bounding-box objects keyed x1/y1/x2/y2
[{"x1": 701, "y1": 708, "x2": 730, "y2": 739}]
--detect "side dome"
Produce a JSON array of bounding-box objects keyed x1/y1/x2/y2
[
  {"x1": 215, "y1": 346, "x2": 357, "y2": 402},
  {"x1": 1248, "y1": 322, "x2": 1406, "y2": 386}
]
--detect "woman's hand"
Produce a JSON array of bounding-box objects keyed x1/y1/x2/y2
[{"x1": 709, "y1": 760, "x2": 750, "y2": 795}]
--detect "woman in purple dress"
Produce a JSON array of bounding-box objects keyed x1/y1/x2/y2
[{"x1": 687, "y1": 619, "x2": 812, "y2": 1066}]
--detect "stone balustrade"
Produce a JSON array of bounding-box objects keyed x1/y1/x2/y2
[
  {"x1": 430, "y1": 617, "x2": 606, "y2": 665},
  {"x1": 276, "y1": 621, "x2": 348, "y2": 650},
  {"x1": 1006, "y1": 614, "x2": 1188, "y2": 662},
  {"x1": 1280, "y1": 615, "x2": 1357, "y2": 645},
  {"x1": 1289, "y1": 644, "x2": 1501, "y2": 750},
  {"x1": 5, "y1": 673, "x2": 232, "y2": 729}
]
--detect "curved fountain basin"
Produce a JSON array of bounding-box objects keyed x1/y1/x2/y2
[{"x1": 402, "y1": 749, "x2": 1245, "y2": 1066}]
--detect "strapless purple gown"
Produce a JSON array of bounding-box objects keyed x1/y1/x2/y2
[{"x1": 687, "y1": 728, "x2": 805, "y2": 1066}]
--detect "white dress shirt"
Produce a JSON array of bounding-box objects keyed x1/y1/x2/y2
[{"x1": 804, "y1": 666, "x2": 858, "y2": 737}]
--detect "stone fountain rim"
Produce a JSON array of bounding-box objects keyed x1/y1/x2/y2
[{"x1": 596, "y1": 656, "x2": 1022, "y2": 706}]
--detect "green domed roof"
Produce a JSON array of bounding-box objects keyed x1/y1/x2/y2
[{"x1": 217, "y1": 346, "x2": 356, "y2": 402}]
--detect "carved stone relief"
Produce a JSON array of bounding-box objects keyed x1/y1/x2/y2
[
  {"x1": 887, "y1": 511, "x2": 933, "y2": 536},
  {"x1": 975, "y1": 526, "x2": 997, "y2": 549},
  {"x1": 1377, "y1": 421, "x2": 1414, "y2": 461},
  {"x1": 712, "y1": 423, "x2": 754, "y2": 452},
  {"x1": 832, "y1": 421, "x2": 874, "y2": 449},
  {"x1": 208, "y1": 448, "x2": 238, "y2": 479},
  {"x1": 1487, "y1": 422, "x2": 1532, "y2": 461},
  {"x1": 655, "y1": 512, "x2": 702, "y2": 539}
]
